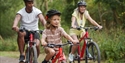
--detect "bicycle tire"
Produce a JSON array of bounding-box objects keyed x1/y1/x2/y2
[
  {"x1": 87, "y1": 41, "x2": 101, "y2": 63},
  {"x1": 25, "y1": 46, "x2": 37, "y2": 63},
  {"x1": 25, "y1": 47, "x2": 30, "y2": 63}
]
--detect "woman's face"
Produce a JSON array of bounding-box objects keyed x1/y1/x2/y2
[
  {"x1": 78, "y1": 5, "x2": 86, "y2": 14},
  {"x1": 50, "y1": 15, "x2": 61, "y2": 27}
]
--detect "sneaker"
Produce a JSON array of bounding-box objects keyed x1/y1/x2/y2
[
  {"x1": 19, "y1": 55, "x2": 25, "y2": 63},
  {"x1": 88, "y1": 53, "x2": 93, "y2": 59},
  {"x1": 68, "y1": 53, "x2": 74, "y2": 61}
]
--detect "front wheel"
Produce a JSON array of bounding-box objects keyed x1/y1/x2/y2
[
  {"x1": 25, "y1": 46, "x2": 38, "y2": 63},
  {"x1": 87, "y1": 41, "x2": 101, "y2": 63}
]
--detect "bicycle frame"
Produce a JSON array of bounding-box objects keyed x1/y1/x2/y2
[
  {"x1": 77, "y1": 29, "x2": 90, "y2": 59},
  {"x1": 70, "y1": 26, "x2": 101, "y2": 63},
  {"x1": 47, "y1": 41, "x2": 71, "y2": 63},
  {"x1": 51, "y1": 47, "x2": 64, "y2": 63}
]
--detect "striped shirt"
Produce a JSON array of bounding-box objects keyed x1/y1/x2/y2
[{"x1": 42, "y1": 27, "x2": 67, "y2": 44}]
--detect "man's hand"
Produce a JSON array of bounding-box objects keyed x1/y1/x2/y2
[{"x1": 12, "y1": 26, "x2": 19, "y2": 32}]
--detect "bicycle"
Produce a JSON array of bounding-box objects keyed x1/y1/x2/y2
[
  {"x1": 69, "y1": 26, "x2": 101, "y2": 63},
  {"x1": 19, "y1": 28, "x2": 42, "y2": 63},
  {"x1": 46, "y1": 41, "x2": 72, "y2": 63}
]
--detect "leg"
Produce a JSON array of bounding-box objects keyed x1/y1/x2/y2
[
  {"x1": 42, "y1": 48, "x2": 55, "y2": 63},
  {"x1": 34, "y1": 39, "x2": 40, "y2": 57},
  {"x1": 69, "y1": 35, "x2": 79, "y2": 62},
  {"x1": 70, "y1": 35, "x2": 79, "y2": 54},
  {"x1": 33, "y1": 32, "x2": 40, "y2": 57},
  {"x1": 17, "y1": 31, "x2": 26, "y2": 61}
]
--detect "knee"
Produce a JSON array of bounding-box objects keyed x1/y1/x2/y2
[
  {"x1": 18, "y1": 32, "x2": 25, "y2": 38},
  {"x1": 49, "y1": 49, "x2": 55, "y2": 56}
]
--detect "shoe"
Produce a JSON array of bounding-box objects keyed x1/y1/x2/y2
[
  {"x1": 68, "y1": 53, "x2": 74, "y2": 61},
  {"x1": 19, "y1": 55, "x2": 25, "y2": 63},
  {"x1": 88, "y1": 53, "x2": 93, "y2": 59}
]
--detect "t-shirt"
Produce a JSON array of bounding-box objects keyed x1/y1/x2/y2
[
  {"x1": 17, "y1": 7, "x2": 42, "y2": 30},
  {"x1": 72, "y1": 8, "x2": 89, "y2": 27},
  {"x1": 42, "y1": 27, "x2": 67, "y2": 44}
]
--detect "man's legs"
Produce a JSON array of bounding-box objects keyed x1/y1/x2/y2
[
  {"x1": 17, "y1": 32, "x2": 26, "y2": 62},
  {"x1": 34, "y1": 39, "x2": 40, "y2": 57}
]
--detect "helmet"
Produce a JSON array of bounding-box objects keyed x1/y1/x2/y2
[
  {"x1": 77, "y1": 1, "x2": 87, "y2": 7},
  {"x1": 46, "y1": 9, "x2": 61, "y2": 19},
  {"x1": 23, "y1": 0, "x2": 34, "y2": 2}
]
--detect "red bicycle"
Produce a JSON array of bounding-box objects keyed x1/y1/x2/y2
[
  {"x1": 69, "y1": 26, "x2": 101, "y2": 63},
  {"x1": 19, "y1": 28, "x2": 42, "y2": 63},
  {"x1": 46, "y1": 41, "x2": 72, "y2": 63}
]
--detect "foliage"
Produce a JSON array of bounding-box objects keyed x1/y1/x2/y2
[
  {"x1": 0, "y1": 0, "x2": 24, "y2": 38},
  {"x1": 0, "y1": 37, "x2": 18, "y2": 51},
  {"x1": 89, "y1": 27, "x2": 125, "y2": 62}
]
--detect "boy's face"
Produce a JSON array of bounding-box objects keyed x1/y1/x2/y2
[{"x1": 50, "y1": 15, "x2": 61, "y2": 27}]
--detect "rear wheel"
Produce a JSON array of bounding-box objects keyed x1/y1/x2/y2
[{"x1": 87, "y1": 41, "x2": 101, "y2": 63}]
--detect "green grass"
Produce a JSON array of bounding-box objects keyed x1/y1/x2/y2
[{"x1": 0, "y1": 51, "x2": 19, "y2": 58}]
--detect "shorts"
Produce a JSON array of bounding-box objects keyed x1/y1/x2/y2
[
  {"x1": 69, "y1": 28, "x2": 85, "y2": 37},
  {"x1": 24, "y1": 30, "x2": 40, "y2": 43}
]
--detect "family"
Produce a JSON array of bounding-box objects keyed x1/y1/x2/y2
[{"x1": 12, "y1": 0, "x2": 102, "y2": 63}]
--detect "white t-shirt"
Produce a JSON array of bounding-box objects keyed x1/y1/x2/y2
[{"x1": 17, "y1": 7, "x2": 42, "y2": 30}]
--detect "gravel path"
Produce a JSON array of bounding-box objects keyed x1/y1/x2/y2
[{"x1": 0, "y1": 56, "x2": 18, "y2": 63}]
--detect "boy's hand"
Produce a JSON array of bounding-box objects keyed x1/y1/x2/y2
[{"x1": 72, "y1": 40, "x2": 79, "y2": 44}]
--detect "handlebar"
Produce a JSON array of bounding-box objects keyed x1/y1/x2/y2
[
  {"x1": 47, "y1": 41, "x2": 72, "y2": 48},
  {"x1": 19, "y1": 28, "x2": 43, "y2": 34},
  {"x1": 72, "y1": 26, "x2": 100, "y2": 31}
]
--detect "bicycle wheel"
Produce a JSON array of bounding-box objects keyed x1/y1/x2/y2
[
  {"x1": 26, "y1": 46, "x2": 37, "y2": 63},
  {"x1": 87, "y1": 41, "x2": 101, "y2": 63},
  {"x1": 25, "y1": 47, "x2": 30, "y2": 63}
]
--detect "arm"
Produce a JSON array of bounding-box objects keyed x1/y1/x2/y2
[
  {"x1": 38, "y1": 14, "x2": 46, "y2": 27},
  {"x1": 41, "y1": 38, "x2": 47, "y2": 46},
  {"x1": 71, "y1": 16, "x2": 77, "y2": 28},
  {"x1": 12, "y1": 14, "x2": 21, "y2": 32},
  {"x1": 64, "y1": 34, "x2": 78, "y2": 44},
  {"x1": 87, "y1": 14, "x2": 102, "y2": 29}
]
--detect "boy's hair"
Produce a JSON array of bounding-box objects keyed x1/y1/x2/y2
[{"x1": 45, "y1": 9, "x2": 61, "y2": 29}]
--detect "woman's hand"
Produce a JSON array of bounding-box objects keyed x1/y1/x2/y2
[{"x1": 98, "y1": 25, "x2": 103, "y2": 29}]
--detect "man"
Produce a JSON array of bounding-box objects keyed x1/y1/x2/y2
[
  {"x1": 12, "y1": 0, "x2": 46, "y2": 62},
  {"x1": 68, "y1": 1, "x2": 102, "y2": 61}
]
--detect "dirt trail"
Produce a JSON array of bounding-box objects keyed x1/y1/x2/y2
[
  {"x1": 0, "y1": 56, "x2": 43, "y2": 63},
  {"x1": 0, "y1": 56, "x2": 18, "y2": 63}
]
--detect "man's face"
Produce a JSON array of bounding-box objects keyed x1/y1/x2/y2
[
  {"x1": 78, "y1": 5, "x2": 86, "y2": 14},
  {"x1": 25, "y1": 1, "x2": 34, "y2": 11}
]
